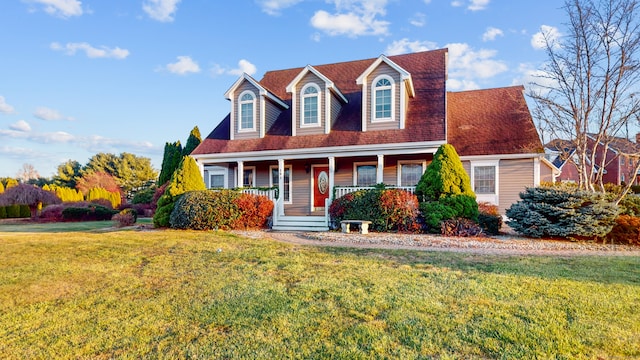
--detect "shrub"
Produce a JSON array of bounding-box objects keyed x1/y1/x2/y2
[
  {"x1": 131, "y1": 203, "x2": 155, "y2": 217},
  {"x1": 19, "y1": 205, "x2": 30, "y2": 218},
  {"x1": 0, "y1": 206, "x2": 6, "y2": 219},
  {"x1": 231, "y1": 193, "x2": 274, "y2": 229},
  {"x1": 606, "y1": 215, "x2": 640, "y2": 246},
  {"x1": 62, "y1": 204, "x2": 117, "y2": 222},
  {"x1": 477, "y1": 202, "x2": 502, "y2": 235},
  {"x1": 170, "y1": 190, "x2": 240, "y2": 230},
  {"x1": 441, "y1": 218, "x2": 483, "y2": 237},
  {"x1": 630, "y1": 185, "x2": 640, "y2": 194},
  {"x1": 131, "y1": 186, "x2": 155, "y2": 204},
  {"x1": 618, "y1": 195, "x2": 640, "y2": 217},
  {"x1": 329, "y1": 188, "x2": 420, "y2": 232},
  {"x1": 112, "y1": 208, "x2": 138, "y2": 228},
  {"x1": 87, "y1": 187, "x2": 121, "y2": 208},
  {"x1": 415, "y1": 144, "x2": 478, "y2": 232},
  {"x1": 506, "y1": 186, "x2": 618, "y2": 239},
  {"x1": 6, "y1": 205, "x2": 21, "y2": 218},
  {"x1": 40, "y1": 204, "x2": 65, "y2": 222},
  {"x1": 154, "y1": 156, "x2": 206, "y2": 228}
]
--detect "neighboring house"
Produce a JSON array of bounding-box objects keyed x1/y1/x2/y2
[
  {"x1": 191, "y1": 49, "x2": 551, "y2": 230},
  {"x1": 545, "y1": 134, "x2": 640, "y2": 186}
]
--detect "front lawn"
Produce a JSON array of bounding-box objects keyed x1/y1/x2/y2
[{"x1": 0, "y1": 228, "x2": 638, "y2": 358}]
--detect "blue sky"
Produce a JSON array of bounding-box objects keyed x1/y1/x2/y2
[{"x1": 0, "y1": 0, "x2": 565, "y2": 178}]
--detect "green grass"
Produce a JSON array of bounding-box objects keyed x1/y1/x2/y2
[
  {"x1": 0, "y1": 227, "x2": 638, "y2": 359},
  {"x1": 0, "y1": 218, "x2": 152, "y2": 233}
]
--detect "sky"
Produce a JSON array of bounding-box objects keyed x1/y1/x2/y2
[{"x1": 0, "y1": 0, "x2": 566, "y2": 179}]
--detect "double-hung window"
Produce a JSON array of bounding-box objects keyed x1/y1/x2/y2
[
  {"x1": 238, "y1": 91, "x2": 255, "y2": 131},
  {"x1": 473, "y1": 166, "x2": 496, "y2": 194},
  {"x1": 301, "y1": 84, "x2": 320, "y2": 127},
  {"x1": 243, "y1": 167, "x2": 256, "y2": 188},
  {"x1": 398, "y1": 162, "x2": 424, "y2": 186},
  {"x1": 373, "y1": 76, "x2": 393, "y2": 121},
  {"x1": 355, "y1": 163, "x2": 377, "y2": 186}
]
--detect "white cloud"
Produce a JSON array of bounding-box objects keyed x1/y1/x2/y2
[
  {"x1": 0, "y1": 128, "x2": 75, "y2": 143},
  {"x1": 9, "y1": 120, "x2": 31, "y2": 132},
  {"x1": 50, "y1": 42, "x2": 130, "y2": 59},
  {"x1": 310, "y1": 0, "x2": 390, "y2": 37},
  {"x1": 447, "y1": 78, "x2": 479, "y2": 91},
  {"x1": 212, "y1": 60, "x2": 258, "y2": 77},
  {"x1": 385, "y1": 38, "x2": 436, "y2": 56},
  {"x1": 0, "y1": 96, "x2": 15, "y2": 114},
  {"x1": 513, "y1": 63, "x2": 557, "y2": 95},
  {"x1": 164, "y1": 56, "x2": 201, "y2": 75},
  {"x1": 468, "y1": 0, "x2": 489, "y2": 11},
  {"x1": 34, "y1": 107, "x2": 75, "y2": 121},
  {"x1": 25, "y1": 0, "x2": 83, "y2": 18},
  {"x1": 446, "y1": 42, "x2": 508, "y2": 90},
  {"x1": 531, "y1": 25, "x2": 561, "y2": 50},
  {"x1": 410, "y1": 12, "x2": 426, "y2": 27},
  {"x1": 482, "y1": 27, "x2": 503, "y2": 42},
  {"x1": 143, "y1": 0, "x2": 181, "y2": 22},
  {"x1": 450, "y1": 0, "x2": 489, "y2": 11},
  {"x1": 258, "y1": 0, "x2": 302, "y2": 15}
]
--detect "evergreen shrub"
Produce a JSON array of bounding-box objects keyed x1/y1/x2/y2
[
  {"x1": 415, "y1": 144, "x2": 478, "y2": 232},
  {"x1": 6, "y1": 205, "x2": 21, "y2": 218},
  {"x1": 19, "y1": 205, "x2": 30, "y2": 218},
  {"x1": 506, "y1": 186, "x2": 619, "y2": 239},
  {"x1": 170, "y1": 190, "x2": 240, "y2": 230},
  {"x1": 0, "y1": 206, "x2": 6, "y2": 219},
  {"x1": 62, "y1": 204, "x2": 117, "y2": 221},
  {"x1": 154, "y1": 156, "x2": 206, "y2": 228}
]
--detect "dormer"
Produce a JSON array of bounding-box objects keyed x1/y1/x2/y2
[
  {"x1": 224, "y1": 73, "x2": 288, "y2": 140},
  {"x1": 285, "y1": 65, "x2": 348, "y2": 136},
  {"x1": 356, "y1": 55, "x2": 415, "y2": 131}
]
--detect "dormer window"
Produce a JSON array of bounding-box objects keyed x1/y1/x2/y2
[
  {"x1": 239, "y1": 90, "x2": 256, "y2": 131},
  {"x1": 301, "y1": 83, "x2": 320, "y2": 127},
  {"x1": 373, "y1": 75, "x2": 394, "y2": 122}
]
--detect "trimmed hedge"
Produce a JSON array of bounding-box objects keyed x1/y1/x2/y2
[
  {"x1": 62, "y1": 204, "x2": 117, "y2": 222},
  {"x1": 169, "y1": 190, "x2": 273, "y2": 231},
  {"x1": 606, "y1": 215, "x2": 640, "y2": 245}
]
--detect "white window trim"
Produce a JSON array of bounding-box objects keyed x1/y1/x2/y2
[
  {"x1": 269, "y1": 165, "x2": 293, "y2": 204},
  {"x1": 470, "y1": 160, "x2": 499, "y2": 205},
  {"x1": 353, "y1": 161, "x2": 378, "y2": 186},
  {"x1": 205, "y1": 165, "x2": 228, "y2": 189},
  {"x1": 300, "y1": 83, "x2": 321, "y2": 128},
  {"x1": 239, "y1": 166, "x2": 256, "y2": 188},
  {"x1": 397, "y1": 160, "x2": 426, "y2": 186},
  {"x1": 371, "y1": 74, "x2": 395, "y2": 123},
  {"x1": 238, "y1": 90, "x2": 256, "y2": 132}
]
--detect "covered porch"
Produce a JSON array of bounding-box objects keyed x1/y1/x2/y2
[{"x1": 193, "y1": 143, "x2": 440, "y2": 231}]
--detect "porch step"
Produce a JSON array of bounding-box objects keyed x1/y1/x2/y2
[{"x1": 272, "y1": 216, "x2": 329, "y2": 232}]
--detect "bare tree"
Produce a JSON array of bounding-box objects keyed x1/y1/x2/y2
[
  {"x1": 530, "y1": 0, "x2": 640, "y2": 201},
  {"x1": 16, "y1": 163, "x2": 39, "y2": 183}
]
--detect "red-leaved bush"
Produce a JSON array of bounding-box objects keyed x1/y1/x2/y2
[
  {"x1": 231, "y1": 193, "x2": 274, "y2": 229},
  {"x1": 379, "y1": 189, "x2": 420, "y2": 232},
  {"x1": 606, "y1": 215, "x2": 640, "y2": 246}
]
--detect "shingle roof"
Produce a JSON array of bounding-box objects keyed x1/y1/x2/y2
[
  {"x1": 192, "y1": 50, "x2": 542, "y2": 157},
  {"x1": 192, "y1": 49, "x2": 447, "y2": 155},
  {"x1": 446, "y1": 86, "x2": 543, "y2": 156}
]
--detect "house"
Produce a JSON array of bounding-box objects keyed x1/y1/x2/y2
[
  {"x1": 191, "y1": 49, "x2": 551, "y2": 230},
  {"x1": 545, "y1": 134, "x2": 640, "y2": 186}
]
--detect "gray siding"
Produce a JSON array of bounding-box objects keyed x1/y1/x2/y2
[
  {"x1": 265, "y1": 100, "x2": 281, "y2": 135},
  {"x1": 234, "y1": 81, "x2": 261, "y2": 140},
  {"x1": 366, "y1": 63, "x2": 401, "y2": 131},
  {"x1": 499, "y1": 159, "x2": 534, "y2": 214},
  {"x1": 330, "y1": 92, "x2": 342, "y2": 127}
]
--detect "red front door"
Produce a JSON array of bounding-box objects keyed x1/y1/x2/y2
[{"x1": 313, "y1": 166, "x2": 330, "y2": 209}]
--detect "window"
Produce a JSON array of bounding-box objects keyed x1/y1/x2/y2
[
  {"x1": 356, "y1": 164, "x2": 377, "y2": 186},
  {"x1": 373, "y1": 76, "x2": 393, "y2": 121},
  {"x1": 301, "y1": 84, "x2": 320, "y2": 127},
  {"x1": 474, "y1": 166, "x2": 496, "y2": 194},
  {"x1": 238, "y1": 91, "x2": 255, "y2": 131},
  {"x1": 206, "y1": 166, "x2": 228, "y2": 189},
  {"x1": 210, "y1": 174, "x2": 225, "y2": 188},
  {"x1": 243, "y1": 167, "x2": 255, "y2": 187},
  {"x1": 399, "y1": 162, "x2": 424, "y2": 186},
  {"x1": 270, "y1": 165, "x2": 292, "y2": 203}
]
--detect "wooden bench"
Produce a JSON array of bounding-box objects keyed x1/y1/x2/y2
[{"x1": 340, "y1": 220, "x2": 372, "y2": 234}]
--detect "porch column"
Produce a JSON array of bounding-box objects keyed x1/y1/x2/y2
[
  {"x1": 377, "y1": 154, "x2": 384, "y2": 184},
  {"x1": 278, "y1": 158, "x2": 285, "y2": 216},
  {"x1": 236, "y1": 161, "x2": 244, "y2": 188},
  {"x1": 328, "y1": 156, "x2": 335, "y2": 202}
]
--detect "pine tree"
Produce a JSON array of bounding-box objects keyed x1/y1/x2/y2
[
  {"x1": 182, "y1": 126, "x2": 202, "y2": 156},
  {"x1": 158, "y1": 141, "x2": 183, "y2": 185},
  {"x1": 153, "y1": 156, "x2": 206, "y2": 228},
  {"x1": 416, "y1": 144, "x2": 478, "y2": 230}
]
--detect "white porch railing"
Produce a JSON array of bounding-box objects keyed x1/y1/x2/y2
[
  {"x1": 236, "y1": 187, "x2": 278, "y2": 202},
  {"x1": 333, "y1": 186, "x2": 416, "y2": 199}
]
